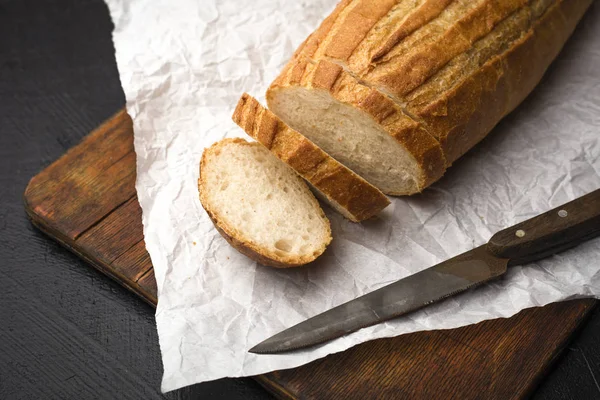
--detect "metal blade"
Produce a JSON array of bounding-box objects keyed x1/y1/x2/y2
[{"x1": 250, "y1": 245, "x2": 508, "y2": 354}]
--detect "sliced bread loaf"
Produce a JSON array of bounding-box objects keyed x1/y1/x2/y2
[
  {"x1": 267, "y1": 0, "x2": 592, "y2": 191},
  {"x1": 198, "y1": 138, "x2": 331, "y2": 268},
  {"x1": 232, "y1": 93, "x2": 390, "y2": 222}
]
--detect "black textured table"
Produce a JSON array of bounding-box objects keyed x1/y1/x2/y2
[{"x1": 0, "y1": 0, "x2": 599, "y2": 399}]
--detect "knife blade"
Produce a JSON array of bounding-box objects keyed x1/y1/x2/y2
[{"x1": 250, "y1": 188, "x2": 600, "y2": 354}]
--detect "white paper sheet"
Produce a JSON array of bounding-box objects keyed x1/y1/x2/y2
[{"x1": 104, "y1": 0, "x2": 600, "y2": 392}]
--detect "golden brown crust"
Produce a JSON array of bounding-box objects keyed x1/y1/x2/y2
[
  {"x1": 198, "y1": 138, "x2": 331, "y2": 268},
  {"x1": 304, "y1": 0, "x2": 527, "y2": 97},
  {"x1": 368, "y1": 0, "x2": 454, "y2": 63},
  {"x1": 503, "y1": 0, "x2": 592, "y2": 111},
  {"x1": 277, "y1": 0, "x2": 353, "y2": 78},
  {"x1": 268, "y1": 57, "x2": 447, "y2": 194},
  {"x1": 233, "y1": 93, "x2": 390, "y2": 221},
  {"x1": 360, "y1": 0, "x2": 528, "y2": 98},
  {"x1": 408, "y1": 0, "x2": 593, "y2": 162},
  {"x1": 318, "y1": 0, "x2": 397, "y2": 61},
  {"x1": 308, "y1": 0, "x2": 453, "y2": 72}
]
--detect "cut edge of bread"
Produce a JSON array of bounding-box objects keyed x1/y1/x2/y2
[
  {"x1": 267, "y1": 57, "x2": 447, "y2": 196},
  {"x1": 232, "y1": 93, "x2": 391, "y2": 222},
  {"x1": 199, "y1": 138, "x2": 332, "y2": 268}
]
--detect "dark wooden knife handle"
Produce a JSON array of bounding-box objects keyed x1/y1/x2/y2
[{"x1": 487, "y1": 189, "x2": 600, "y2": 265}]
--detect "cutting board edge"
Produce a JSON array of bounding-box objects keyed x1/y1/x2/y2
[{"x1": 23, "y1": 192, "x2": 157, "y2": 307}]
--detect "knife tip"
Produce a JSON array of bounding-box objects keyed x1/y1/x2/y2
[
  {"x1": 249, "y1": 342, "x2": 271, "y2": 354},
  {"x1": 248, "y1": 345, "x2": 262, "y2": 354}
]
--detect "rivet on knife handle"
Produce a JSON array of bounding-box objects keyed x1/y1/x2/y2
[{"x1": 487, "y1": 189, "x2": 600, "y2": 265}]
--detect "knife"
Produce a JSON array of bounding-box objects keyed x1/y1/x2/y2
[{"x1": 250, "y1": 189, "x2": 600, "y2": 354}]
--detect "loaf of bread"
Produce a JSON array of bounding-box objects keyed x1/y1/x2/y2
[
  {"x1": 267, "y1": 0, "x2": 592, "y2": 195},
  {"x1": 232, "y1": 93, "x2": 390, "y2": 222},
  {"x1": 199, "y1": 138, "x2": 332, "y2": 268}
]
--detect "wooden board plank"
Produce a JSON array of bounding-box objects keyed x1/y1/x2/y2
[
  {"x1": 25, "y1": 109, "x2": 135, "y2": 239},
  {"x1": 112, "y1": 239, "x2": 152, "y2": 283},
  {"x1": 24, "y1": 110, "x2": 133, "y2": 204},
  {"x1": 24, "y1": 109, "x2": 597, "y2": 399},
  {"x1": 78, "y1": 196, "x2": 143, "y2": 265}
]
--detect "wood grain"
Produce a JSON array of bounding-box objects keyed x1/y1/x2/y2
[
  {"x1": 24, "y1": 110, "x2": 597, "y2": 399},
  {"x1": 25, "y1": 109, "x2": 135, "y2": 239}
]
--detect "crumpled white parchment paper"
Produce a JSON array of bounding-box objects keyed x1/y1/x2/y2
[{"x1": 104, "y1": 0, "x2": 600, "y2": 392}]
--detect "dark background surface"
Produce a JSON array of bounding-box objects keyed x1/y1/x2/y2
[{"x1": 0, "y1": 0, "x2": 599, "y2": 399}]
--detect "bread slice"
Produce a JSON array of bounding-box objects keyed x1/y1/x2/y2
[
  {"x1": 198, "y1": 138, "x2": 331, "y2": 268},
  {"x1": 232, "y1": 93, "x2": 390, "y2": 222},
  {"x1": 267, "y1": 58, "x2": 447, "y2": 196}
]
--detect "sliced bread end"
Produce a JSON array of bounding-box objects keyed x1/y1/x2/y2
[{"x1": 199, "y1": 138, "x2": 332, "y2": 268}]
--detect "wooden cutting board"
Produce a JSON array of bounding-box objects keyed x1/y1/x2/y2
[{"x1": 24, "y1": 109, "x2": 596, "y2": 399}]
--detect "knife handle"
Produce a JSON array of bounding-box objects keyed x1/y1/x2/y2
[{"x1": 487, "y1": 189, "x2": 600, "y2": 265}]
